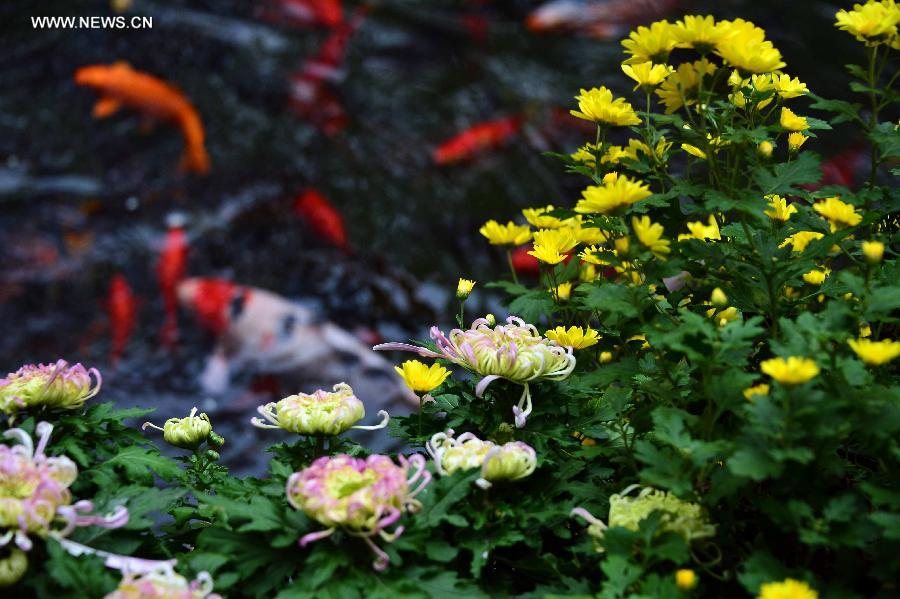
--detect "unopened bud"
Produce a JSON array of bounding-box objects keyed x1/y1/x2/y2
[
  {"x1": 143, "y1": 407, "x2": 213, "y2": 450},
  {"x1": 757, "y1": 141, "x2": 773, "y2": 157},
  {"x1": 710, "y1": 288, "x2": 728, "y2": 307}
]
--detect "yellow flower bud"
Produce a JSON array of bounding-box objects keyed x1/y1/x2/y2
[
  {"x1": 676, "y1": 568, "x2": 698, "y2": 590},
  {"x1": 143, "y1": 408, "x2": 213, "y2": 450},
  {"x1": 457, "y1": 278, "x2": 476, "y2": 299},
  {"x1": 862, "y1": 240, "x2": 884, "y2": 264},
  {"x1": 614, "y1": 237, "x2": 630, "y2": 256},
  {"x1": 599, "y1": 351, "x2": 613, "y2": 364},
  {"x1": 711, "y1": 288, "x2": 728, "y2": 307},
  {"x1": 485, "y1": 313, "x2": 496, "y2": 326},
  {"x1": 757, "y1": 141, "x2": 773, "y2": 157}
]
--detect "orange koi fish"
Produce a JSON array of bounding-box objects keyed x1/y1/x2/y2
[
  {"x1": 526, "y1": 0, "x2": 681, "y2": 39},
  {"x1": 107, "y1": 274, "x2": 137, "y2": 366},
  {"x1": 156, "y1": 216, "x2": 189, "y2": 347},
  {"x1": 432, "y1": 117, "x2": 521, "y2": 165},
  {"x1": 74, "y1": 62, "x2": 211, "y2": 175},
  {"x1": 259, "y1": 0, "x2": 343, "y2": 28},
  {"x1": 293, "y1": 189, "x2": 351, "y2": 252}
]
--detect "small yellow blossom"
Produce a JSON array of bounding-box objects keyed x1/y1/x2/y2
[
  {"x1": 813, "y1": 196, "x2": 862, "y2": 231},
  {"x1": 861, "y1": 323, "x2": 872, "y2": 337},
  {"x1": 780, "y1": 231, "x2": 824, "y2": 252},
  {"x1": 780, "y1": 107, "x2": 809, "y2": 131},
  {"x1": 553, "y1": 282, "x2": 573, "y2": 301},
  {"x1": 579, "y1": 263, "x2": 599, "y2": 283},
  {"x1": 835, "y1": 0, "x2": 900, "y2": 45},
  {"x1": 627, "y1": 334, "x2": 650, "y2": 349},
  {"x1": 567, "y1": 217, "x2": 609, "y2": 245},
  {"x1": 546, "y1": 326, "x2": 600, "y2": 350},
  {"x1": 772, "y1": 73, "x2": 809, "y2": 99},
  {"x1": 394, "y1": 360, "x2": 451, "y2": 393},
  {"x1": 614, "y1": 237, "x2": 631, "y2": 256},
  {"x1": 673, "y1": 15, "x2": 725, "y2": 52},
  {"x1": 656, "y1": 59, "x2": 717, "y2": 114},
  {"x1": 802, "y1": 268, "x2": 829, "y2": 285},
  {"x1": 848, "y1": 338, "x2": 900, "y2": 366},
  {"x1": 758, "y1": 141, "x2": 774, "y2": 157},
  {"x1": 716, "y1": 18, "x2": 786, "y2": 73},
  {"x1": 764, "y1": 195, "x2": 797, "y2": 221},
  {"x1": 575, "y1": 173, "x2": 652, "y2": 214},
  {"x1": 457, "y1": 278, "x2": 475, "y2": 299},
  {"x1": 743, "y1": 384, "x2": 770, "y2": 401},
  {"x1": 621, "y1": 62, "x2": 673, "y2": 90},
  {"x1": 678, "y1": 215, "x2": 721, "y2": 241},
  {"x1": 579, "y1": 245, "x2": 609, "y2": 266},
  {"x1": 788, "y1": 132, "x2": 809, "y2": 152},
  {"x1": 760, "y1": 356, "x2": 820, "y2": 385},
  {"x1": 862, "y1": 240, "x2": 885, "y2": 263},
  {"x1": 599, "y1": 351, "x2": 613, "y2": 364},
  {"x1": 711, "y1": 288, "x2": 728, "y2": 307},
  {"x1": 571, "y1": 144, "x2": 599, "y2": 168},
  {"x1": 571, "y1": 87, "x2": 641, "y2": 126},
  {"x1": 675, "y1": 569, "x2": 698, "y2": 590},
  {"x1": 523, "y1": 205, "x2": 565, "y2": 229},
  {"x1": 479, "y1": 220, "x2": 532, "y2": 246},
  {"x1": 528, "y1": 228, "x2": 579, "y2": 264},
  {"x1": 681, "y1": 143, "x2": 707, "y2": 160},
  {"x1": 757, "y1": 578, "x2": 818, "y2": 599},
  {"x1": 708, "y1": 306, "x2": 740, "y2": 326},
  {"x1": 631, "y1": 216, "x2": 671, "y2": 259},
  {"x1": 622, "y1": 137, "x2": 671, "y2": 162},
  {"x1": 622, "y1": 20, "x2": 678, "y2": 64}
]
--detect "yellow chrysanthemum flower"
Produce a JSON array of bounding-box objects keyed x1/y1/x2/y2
[
  {"x1": 706, "y1": 306, "x2": 740, "y2": 326},
  {"x1": 772, "y1": 73, "x2": 809, "y2": 99},
  {"x1": 780, "y1": 231, "x2": 824, "y2": 252},
  {"x1": 553, "y1": 282, "x2": 573, "y2": 301},
  {"x1": 456, "y1": 278, "x2": 475, "y2": 299},
  {"x1": 579, "y1": 244, "x2": 609, "y2": 266},
  {"x1": 758, "y1": 141, "x2": 774, "y2": 157},
  {"x1": 622, "y1": 20, "x2": 678, "y2": 64},
  {"x1": 571, "y1": 143, "x2": 599, "y2": 167},
  {"x1": 579, "y1": 263, "x2": 599, "y2": 282},
  {"x1": 523, "y1": 205, "x2": 566, "y2": 229},
  {"x1": 788, "y1": 132, "x2": 809, "y2": 152},
  {"x1": 599, "y1": 351, "x2": 613, "y2": 363},
  {"x1": 813, "y1": 197, "x2": 862, "y2": 231},
  {"x1": 570, "y1": 87, "x2": 641, "y2": 126},
  {"x1": 601, "y1": 144, "x2": 629, "y2": 165},
  {"x1": 631, "y1": 216, "x2": 671, "y2": 259},
  {"x1": 479, "y1": 220, "x2": 532, "y2": 246},
  {"x1": 862, "y1": 240, "x2": 885, "y2": 263},
  {"x1": 655, "y1": 59, "x2": 717, "y2": 114},
  {"x1": 848, "y1": 338, "x2": 900, "y2": 365},
  {"x1": 802, "y1": 268, "x2": 830, "y2": 285},
  {"x1": 780, "y1": 107, "x2": 809, "y2": 131},
  {"x1": 545, "y1": 326, "x2": 600, "y2": 350},
  {"x1": 760, "y1": 357, "x2": 820, "y2": 385},
  {"x1": 528, "y1": 228, "x2": 579, "y2": 264},
  {"x1": 764, "y1": 195, "x2": 797, "y2": 221},
  {"x1": 742, "y1": 383, "x2": 770, "y2": 400},
  {"x1": 835, "y1": 0, "x2": 900, "y2": 45},
  {"x1": 575, "y1": 173, "x2": 652, "y2": 214},
  {"x1": 716, "y1": 18, "x2": 786, "y2": 73},
  {"x1": 711, "y1": 288, "x2": 728, "y2": 307},
  {"x1": 678, "y1": 215, "x2": 721, "y2": 241},
  {"x1": 621, "y1": 62, "x2": 673, "y2": 90},
  {"x1": 673, "y1": 15, "x2": 725, "y2": 52},
  {"x1": 757, "y1": 578, "x2": 818, "y2": 599},
  {"x1": 395, "y1": 360, "x2": 452, "y2": 393},
  {"x1": 675, "y1": 569, "x2": 698, "y2": 591}
]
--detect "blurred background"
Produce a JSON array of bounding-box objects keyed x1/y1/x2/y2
[{"x1": 0, "y1": 0, "x2": 863, "y2": 470}]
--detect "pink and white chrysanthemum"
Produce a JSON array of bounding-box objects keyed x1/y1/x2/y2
[
  {"x1": 104, "y1": 567, "x2": 221, "y2": 599},
  {"x1": 375, "y1": 316, "x2": 576, "y2": 428},
  {"x1": 287, "y1": 454, "x2": 431, "y2": 571},
  {"x1": 0, "y1": 422, "x2": 128, "y2": 552},
  {"x1": 0, "y1": 360, "x2": 102, "y2": 415},
  {"x1": 251, "y1": 383, "x2": 389, "y2": 436},
  {"x1": 426, "y1": 430, "x2": 537, "y2": 489}
]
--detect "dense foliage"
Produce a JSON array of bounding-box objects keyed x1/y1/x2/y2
[{"x1": 2, "y1": 4, "x2": 899, "y2": 597}]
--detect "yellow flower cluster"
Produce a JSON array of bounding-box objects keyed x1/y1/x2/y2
[
  {"x1": 835, "y1": 0, "x2": 900, "y2": 46},
  {"x1": 678, "y1": 215, "x2": 721, "y2": 242},
  {"x1": 813, "y1": 197, "x2": 863, "y2": 231},
  {"x1": 479, "y1": 220, "x2": 531, "y2": 246},
  {"x1": 575, "y1": 173, "x2": 652, "y2": 214},
  {"x1": 570, "y1": 87, "x2": 641, "y2": 127}
]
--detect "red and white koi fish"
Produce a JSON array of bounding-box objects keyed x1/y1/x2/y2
[
  {"x1": 74, "y1": 62, "x2": 211, "y2": 175},
  {"x1": 526, "y1": 0, "x2": 681, "y2": 39},
  {"x1": 258, "y1": 0, "x2": 344, "y2": 29},
  {"x1": 156, "y1": 215, "x2": 189, "y2": 347},
  {"x1": 293, "y1": 189, "x2": 351, "y2": 252},
  {"x1": 510, "y1": 246, "x2": 540, "y2": 275},
  {"x1": 432, "y1": 116, "x2": 521, "y2": 165},
  {"x1": 176, "y1": 277, "x2": 417, "y2": 413},
  {"x1": 107, "y1": 274, "x2": 138, "y2": 366}
]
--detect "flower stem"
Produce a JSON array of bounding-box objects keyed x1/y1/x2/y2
[{"x1": 506, "y1": 249, "x2": 519, "y2": 285}]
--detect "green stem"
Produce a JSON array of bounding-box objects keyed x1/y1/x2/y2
[
  {"x1": 867, "y1": 45, "x2": 881, "y2": 190},
  {"x1": 506, "y1": 249, "x2": 519, "y2": 285}
]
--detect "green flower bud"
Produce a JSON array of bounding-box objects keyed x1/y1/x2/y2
[{"x1": 143, "y1": 407, "x2": 213, "y2": 450}]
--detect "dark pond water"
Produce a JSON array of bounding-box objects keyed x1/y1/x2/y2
[{"x1": 0, "y1": 0, "x2": 860, "y2": 472}]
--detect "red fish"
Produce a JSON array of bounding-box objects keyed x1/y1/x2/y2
[
  {"x1": 510, "y1": 246, "x2": 540, "y2": 275},
  {"x1": 526, "y1": 0, "x2": 681, "y2": 39},
  {"x1": 107, "y1": 274, "x2": 137, "y2": 365},
  {"x1": 176, "y1": 278, "x2": 243, "y2": 335},
  {"x1": 293, "y1": 189, "x2": 350, "y2": 252},
  {"x1": 432, "y1": 117, "x2": 520, "y2": 165},
  {"x1": 156, "y1": 218, "x2": 189, "y2": 347},
  {"x1": 288, "y1": 7, "x2": 366, "y2": 133},
  {"x1": 259, "y1": 0, "x2": 344, "y2": 29},
  {"x1": 74, "y1": 62, "x2": 211, "y2": 175}
]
